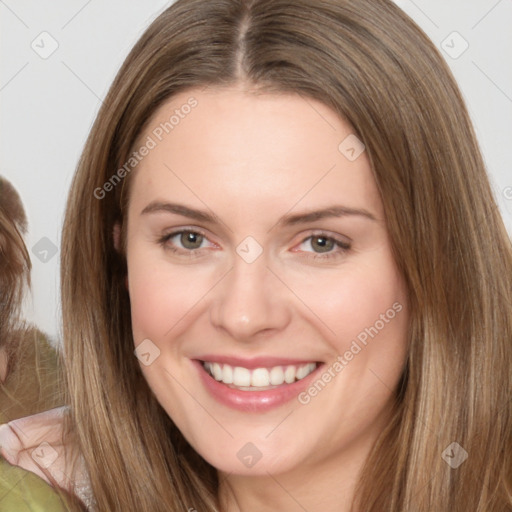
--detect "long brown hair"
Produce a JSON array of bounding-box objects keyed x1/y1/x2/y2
[
  {"x1": 59, "y1": 0, "x2": 512, "y2": 510},
  {"x1": 0, "y1": 177, "x2": 30, "y2": 377}
]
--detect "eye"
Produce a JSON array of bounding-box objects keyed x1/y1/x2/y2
[
  {"x1": 294, "y1": 232, "x2": 351, "y2": 260},
  {"x1": 158, "y1": 229, "x2": 215, "y2": 255}
]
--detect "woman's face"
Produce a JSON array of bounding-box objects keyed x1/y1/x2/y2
[{"x1": 124, "y1": 84, "x2": 409, "y2": 478}]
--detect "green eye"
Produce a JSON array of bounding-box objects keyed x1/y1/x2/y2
[
  {"x1": 158, "y1": 229, "x2": 211, "y2": 255},
  {"x1": 180, "y1": 231, "x2": 204, "y2": 250},
  {"x1": 310, "y1": 236, "x2": 335, "y2": 253},
  {"x1": 296, "y1": 233, "x2": 351, "y2": 261}
]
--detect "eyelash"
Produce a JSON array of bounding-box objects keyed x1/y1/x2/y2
[
  {"x1": 158, "y1": 229, "x2": 213, "y2": 259},
  {"x1": 295, "y1": 232, "x2": 351, "y2": 261},
  {"x1": 157, "y1": 229, "x2": 351, "y2": 261}
]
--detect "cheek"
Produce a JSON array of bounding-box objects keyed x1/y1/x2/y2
[
  {"x1": 337, "y1": 270, "x2": 404, "y2": 343},
  {"x1": 297, "y1": 261, "x2": 405, "y2": 337},
  {"x1": 129, "y1": 265, "x2": 189, "y2": 343},
  {"x1": 288, "y1": 251, "x2": 409, "y2": 373},
  {"x1": 127, "y1": 243, "x2": 179, "y2": 342},
  {"x1": 127, "y1": 246, "x2": 220, "y2": 344},
  {"x1": 129, "y1": 268, "x2": 173, "y2": 343}
]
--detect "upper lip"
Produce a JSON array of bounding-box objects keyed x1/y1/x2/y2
[{"x1": 195, "y1": 355, "x2": 321, "y2": 369}]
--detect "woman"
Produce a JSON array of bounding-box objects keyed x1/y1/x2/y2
[
  {"x1": 0, "y1": 176, "x2": 68, "y2": 510},
  {"x1": 0, "y1": 177, "x2": 64, "y2": 424},
  {"x1": 2, "y1": 0, "x2": 511, "y2": 510}
]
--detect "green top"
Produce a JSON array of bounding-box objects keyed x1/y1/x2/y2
[
  {"x1": 0, "y1": 456, "x2": 68, "y2": 511},
  {"x1": 0, "y1": 329, "x2": 70, "y2": 510}
]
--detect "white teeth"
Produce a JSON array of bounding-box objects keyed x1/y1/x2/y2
[
  {"x1": 269, "y1": 366, "x2": 285, "y2": 385},
  {"x1": 296, "y1": 364, "x2": 311, "y2": 380},
  {"x1": 202, "y1": 361, "x2": 317, "y2": 389},
  {"x1": 251, "y1": 368, "x2": 269, "y2": 387},
  {"x1": 222, "y1": 364, "x2": 233, "y2": 384},
  {"x1": 233, "y1": 366, "x2": 251, "y2": 386},
  {"x1": 212, "y1": 362, "x2": 223, "y2": 381},
  {"x1": 284, "y1": 366, "x2": 296, "y2": 384}
]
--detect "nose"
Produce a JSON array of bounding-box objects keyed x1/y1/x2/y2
[{"x1": 209, "y1": 254, "x2": 291, "y2": 342}]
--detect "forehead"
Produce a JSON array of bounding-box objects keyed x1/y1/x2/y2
[{"x1": 128, "y1": 86, "x2": 383, "y2": 222}]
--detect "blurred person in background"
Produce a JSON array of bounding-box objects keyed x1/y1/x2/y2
[{"x1": 0, "y1": 175, "x2": 67, "y2": 510}]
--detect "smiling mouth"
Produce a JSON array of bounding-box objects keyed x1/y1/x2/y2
[{"x1": 201, "y1": 361, "x2": 319, "y2": 391}]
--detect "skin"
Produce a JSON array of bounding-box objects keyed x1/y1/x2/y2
[{"x1": 124, "y1": 84, "x2": 409, "y2": 512}]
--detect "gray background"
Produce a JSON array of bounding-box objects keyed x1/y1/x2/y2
[{"x1": 1, "y1": 0, "x2": 511, "y2": 343}]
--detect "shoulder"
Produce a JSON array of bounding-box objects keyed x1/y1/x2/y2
[
  {"x1": 0, "y1": 455, "x2": 69, "y2": 511},
  {"x1": 0, "y1": 406, "x2": 92, "y2": 505},
  {"x1": 0, "y1": 406, "x2": 69, "y2": 484}
]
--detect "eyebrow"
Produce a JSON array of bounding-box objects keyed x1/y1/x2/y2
[
  {"x1": 140, "y1": 201, "x2": 377, "y2": 226},
  {"x1": 141, "y1": 201, "x2": 215, "y2": 223}
]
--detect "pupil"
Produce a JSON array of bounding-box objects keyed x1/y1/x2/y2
[
  {"x1": 313, "y1": 236, "x2": 333, "y2": 253},
  {"x1": 181, "y1": 232, "x2": 202, "y2": 249}
]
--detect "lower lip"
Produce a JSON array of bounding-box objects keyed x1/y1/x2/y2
[{"x1": 193, "y1": 360, "x2": 324, "y2": 412}]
